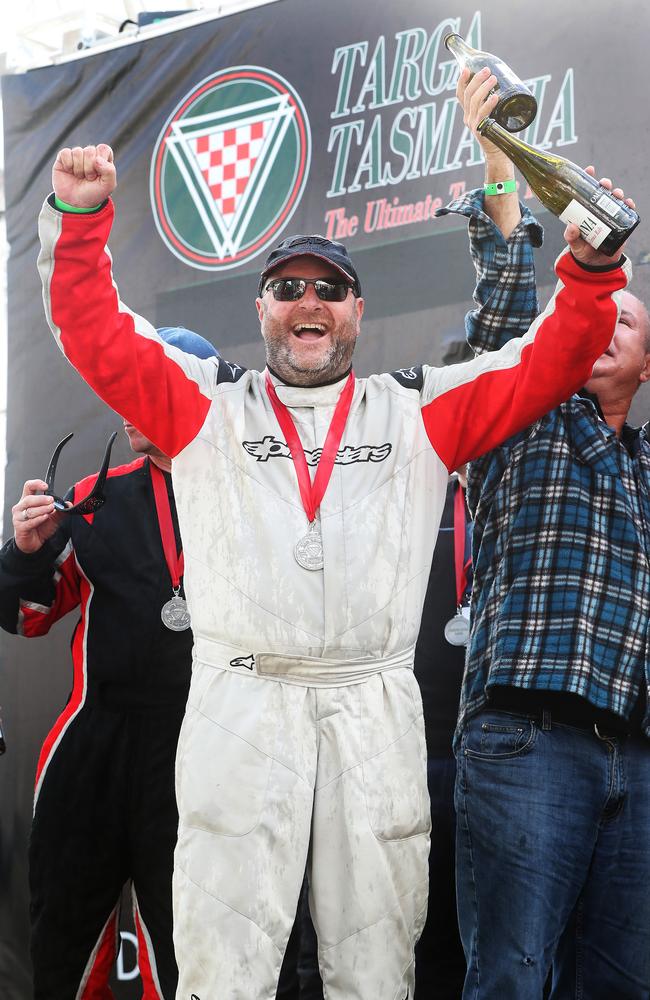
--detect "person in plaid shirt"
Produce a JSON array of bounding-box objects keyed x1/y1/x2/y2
[{"x1": 437, "y1": 69, "x2": 650, "y2": 1000}]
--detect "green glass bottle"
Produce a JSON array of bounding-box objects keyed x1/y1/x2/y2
[
  {"x1": 477, "y1": 117, "x2": 639, "y2": 256},
  {"x1": 444, "y1": 33, "x2": 537, "y2": 132}
]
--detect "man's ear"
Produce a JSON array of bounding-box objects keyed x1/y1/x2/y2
[
  {"x1": 255, "y1": 297, "x2": 264, "y2": 323},
  {"x1": 640, "y1": 353, "x2": 650, "y2": 384}
]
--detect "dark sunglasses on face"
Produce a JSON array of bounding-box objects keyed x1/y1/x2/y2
[
  {"x1": 43, "y1": 431, "x2": 118, "y2": 515},
  {"x1": 264, "y1": 277, "x2": 355, "y2": 302}
]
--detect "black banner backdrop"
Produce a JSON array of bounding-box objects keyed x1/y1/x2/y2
[{"x1": 1, "y1": 1, "x2": 649, "y2": 994}]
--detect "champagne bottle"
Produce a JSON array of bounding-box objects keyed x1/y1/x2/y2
[
  {"x1": 444, "y1": 33, "x2": 537, "y2": 132},
  {"x1": 477, "y1": 117, "x2": 639, "y2": 256}
]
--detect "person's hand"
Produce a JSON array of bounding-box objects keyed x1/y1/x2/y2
[
  {"x1": 12, "y1": 481, "x2": 64, "y2": 554},
  {"x1": 564, "y1": 167, "x2": 636, "y2": 266},
  {"x1": 457, "y1": 66, "x2": 512, "y2": 174},
  {"x1": 52, "y1": 143, "x2": 116, "y2": 208},
  {"x1": 458, "y1": 65, "x2": 521, "y2": 236}
]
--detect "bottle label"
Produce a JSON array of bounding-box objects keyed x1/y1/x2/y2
[
  {"x1": 596, "y1": 192, "x2": 621, "y2": 218},
  {"x1": 559, "y1": 199, "x2": 612, "y2": 249}
]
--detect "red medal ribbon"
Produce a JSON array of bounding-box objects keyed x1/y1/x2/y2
[
  {"x1": 150, "y1": 462, "x2": 184, "y2": 590},
  {"x1": 453, "y1": 479, "x2": 470, "y2": 607},
  {"x1": 264, "y1": 370, "x2": 356, "y2": 522}
]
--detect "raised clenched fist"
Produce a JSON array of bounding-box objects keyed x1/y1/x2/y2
[{"x1": 52, "y1": 143, "x2": 117, "y2": 208}]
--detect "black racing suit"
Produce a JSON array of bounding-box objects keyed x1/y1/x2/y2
[{"x1": 0, "y1": 455, "x2": 190, "y2": 999}]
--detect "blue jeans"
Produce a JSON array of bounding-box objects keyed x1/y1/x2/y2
[{"x1": 455, "y1": 708, "x2": 650, "y2": 1000}]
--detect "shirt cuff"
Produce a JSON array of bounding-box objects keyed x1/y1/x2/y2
[
  {"x1": 570, "y1": 252, "x2": 626, "y2": 273},
  {"x1": 50, "y1": 193, "x2": 108, "y2": 214},
  {"x1": 435, "y1": 188, "x2": 544, "y2": 248}
]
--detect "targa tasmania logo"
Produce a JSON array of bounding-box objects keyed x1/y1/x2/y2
[{"x1": 150, "y1": 66, "x2": 311, "y2": 271}]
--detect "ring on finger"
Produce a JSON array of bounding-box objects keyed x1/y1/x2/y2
[{"x1": 22, "y1": 508, "x2": 30, "y2": 521}]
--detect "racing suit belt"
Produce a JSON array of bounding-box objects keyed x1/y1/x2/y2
[{"x1": 193, "y1": 636, "x2": 416, "y2": 688}]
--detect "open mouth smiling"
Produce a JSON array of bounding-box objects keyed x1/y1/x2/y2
[{"x1": 292, "y1": 323, "x2": 327, "y2": 342}]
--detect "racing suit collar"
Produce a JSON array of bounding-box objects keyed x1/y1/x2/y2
[
  {"x1": 266, "y1": 365, "x2": 352, "y2": 389},
  {"x1": 265, "y1": 367, "x2": 354, "y2": 408}
]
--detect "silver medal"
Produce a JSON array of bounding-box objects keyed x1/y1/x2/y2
[
  {"x1": 294, "y1": 521, "x2": 324, "y2": 571},
  {"x1": 161, "y1": 593, "x2": 191, "y2": 632},
  {"x1": 444, "y1": 611, "x2": 470, "y2": 647}
]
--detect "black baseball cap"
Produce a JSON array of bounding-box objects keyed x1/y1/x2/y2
[{"x1": 258, "y1": 234, "x2": 361, "y2": 296}]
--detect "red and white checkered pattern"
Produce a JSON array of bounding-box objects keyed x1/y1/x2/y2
[{"x1": 192, "y1": 120, "x2": 269, "y2": 222}]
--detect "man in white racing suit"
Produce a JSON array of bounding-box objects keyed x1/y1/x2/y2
[{"x1": 37, "y1": 74, "x2": 633, "y2": 1000}]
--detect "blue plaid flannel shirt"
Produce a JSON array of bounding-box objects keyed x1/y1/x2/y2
[{"x1": 438, "y1": 190, "x2": 650, "y2": 743}]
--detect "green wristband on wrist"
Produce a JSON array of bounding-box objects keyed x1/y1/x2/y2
[
  {"x1": 484, "y1": 180, "x2": 517, "y2": 196},
  {"x1": 54, "y1": 196, "x2": 103, "y2": 214}
]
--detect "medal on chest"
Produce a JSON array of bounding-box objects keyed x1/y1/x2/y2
[
  {"x1": 444, "y1": 605, "x2": 470, "y2": 647},
  {"x1": 294, "y1": 519, "x2": 324, "y2": 571},
  {"x1": 265, "y1": 370, "x2": 355, "y2": 572},
  {"x1": 150, "y1": 463, "x2": 191, "y2": 631},
  {"x1": 161, "y1": 593, "x2": 191, "y2": 631}
]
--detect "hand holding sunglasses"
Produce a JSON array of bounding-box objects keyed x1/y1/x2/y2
[
  {"x1": 13, "y1": 432, "x2": 118, "y2": 554},
  {"x1": 43, "y1": 431, "x2": 118, "y2": 514},
  {"x1": 12, "y1": 478, "x2": 64, "y2": 554}
]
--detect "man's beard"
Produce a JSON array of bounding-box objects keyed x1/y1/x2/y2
[{"x1": 262, "y1": 315, "x2": 358, "y2": 386}]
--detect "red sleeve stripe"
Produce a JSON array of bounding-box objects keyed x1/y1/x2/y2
[
  {"x1": 33, "y1": 562, "x2": 92, "y2": 804},
  {"x1": 38, "y1": 201, "x2": 213, "y2": 458},
  {"x1": 421, "y1": 248, "x2": 630, "y2": 472},
  {"x1": 19, "y1": 598, "x2": 56, "y2": 619},
  {"x1": 18, "y1": 541, "x2": 79, "y2": 637}
]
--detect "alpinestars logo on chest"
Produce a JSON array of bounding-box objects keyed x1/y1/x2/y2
[{"x1": 243, "y1": 436, "x2": 392, "y2": 464}]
